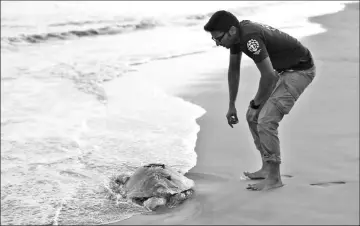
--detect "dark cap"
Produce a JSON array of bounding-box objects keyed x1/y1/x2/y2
[{"x1": 204, "y1": 10, "x2": 239, "y2": 32}]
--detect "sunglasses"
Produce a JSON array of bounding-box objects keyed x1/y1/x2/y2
[{"x1": 212, "y1": 32, "x2": 227, "y2": 43}]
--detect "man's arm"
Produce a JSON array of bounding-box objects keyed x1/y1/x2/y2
[
  {"x1": 253, "y1": 56, "x2": 278, "y2": 105},
  {"x1": 228, "y1": 52, "x2": 242, "y2": 107}
]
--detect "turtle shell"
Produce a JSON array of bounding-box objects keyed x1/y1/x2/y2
[{"x1": 124, "y1": 164, "x2": 194, "y2": 200}]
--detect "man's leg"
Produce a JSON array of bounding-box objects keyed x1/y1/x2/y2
[
  {"x1": 246, "y1": 99, "x2": 284, "y2": 190},
  {"x1": 247, "y1": 66, "x2": 316, "y2": 191},
  {"x1": 244, "y1": 74, "x2": 281, "y2": 179},
  {"x1": 244, "y1": 106, "x2": 271, "y2": 179}
]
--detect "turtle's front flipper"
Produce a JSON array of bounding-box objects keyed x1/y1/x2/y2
[
  {"x1": 143, "y1": 197, "x2": 167, "y2": 211},
  {"x1": 167, "y1": 189, "x2": 194, "y2": 208}
]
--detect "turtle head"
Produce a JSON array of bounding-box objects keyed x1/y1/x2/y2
[{"x1": 144, "y1": 163, "x2": 165, "y2": 169}]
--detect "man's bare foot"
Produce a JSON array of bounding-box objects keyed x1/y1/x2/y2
[
  {"x1": 243, "y1": 170, "x2": 268, "y2": 180},
  {"x1": 246, "y1": 162, "x2": 283, "y2": 191},
  {"x1": 243, "y1": 161, "x2": 271, "y2": 179},
  {"x1": 246, "y1": 177, "x2": 283, "y2": 191}
]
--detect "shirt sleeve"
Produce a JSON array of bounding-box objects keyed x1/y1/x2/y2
[
  {"x1": 230, "y1": 43, "x2": 241, "y2": 54},
  {"x1": 243, "y1": 35, "x2": 268, "y2": 63}
]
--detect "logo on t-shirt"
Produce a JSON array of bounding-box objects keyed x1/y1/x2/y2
[{"x1": 247, "y1": 39, "x2": 260, "y2": 53}]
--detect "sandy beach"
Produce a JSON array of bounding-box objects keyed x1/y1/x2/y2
[{"x1": 112, "y1": 3, "x2": 359, "y2": 225}]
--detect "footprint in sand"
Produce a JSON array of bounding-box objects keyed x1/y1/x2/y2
[{"x1": 310, "y1": 181, "x2": 346, "y2": 187}]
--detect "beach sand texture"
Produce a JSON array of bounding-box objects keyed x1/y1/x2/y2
[{"x1": 112, "y1": 3, "x2": 359, "y2": 225}]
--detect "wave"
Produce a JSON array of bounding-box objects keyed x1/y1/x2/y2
[
  {"x1": 48, "y1": 19, "x2": 123, "y2": 27},
  {"x1": 1, "y1": 12, "x2": 213, "y2": 47},
  {"x1": 1, "y1": 20, "x2": 159, "y2": 45},
  {"x1": 185, "y1": 14, "x2": 209, "y2": 20},
  {"x1": 1, "y1": 24, "x2": 34, "y2": 29},
  {"x1": 153, "y1": 50, "x2": 207, "y2": 61},
  {"x1": 127, "y1": 50, "x2": 209, "y2": 67}
]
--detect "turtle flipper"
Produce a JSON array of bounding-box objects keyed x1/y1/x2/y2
[
  {"x1": 167, "y1": 189, "x2": 194, "y2": 208},
  {"x1": 143, "y1": 197, "x2": 167, "y2": 210}
]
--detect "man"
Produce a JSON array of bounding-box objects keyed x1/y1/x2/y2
[{"x1": 204, "y1": 10, "x2": 316, "y2": 191}]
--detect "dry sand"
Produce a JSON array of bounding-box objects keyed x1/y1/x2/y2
[{"x1": 112, "y1": 3, "x2": 359, "y2": 225}]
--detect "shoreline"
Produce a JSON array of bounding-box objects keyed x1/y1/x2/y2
[{"x1": 111, "y1": 2, "x2": 359, "y2": 225}]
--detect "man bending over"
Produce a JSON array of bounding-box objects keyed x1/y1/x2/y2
[{"x1": 204, "y1": 10, "x2": 316, "y2": 191}]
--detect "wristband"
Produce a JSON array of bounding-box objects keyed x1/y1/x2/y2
[{"x1": 250, "y1": 100, "x2": 260, "y2": 109}]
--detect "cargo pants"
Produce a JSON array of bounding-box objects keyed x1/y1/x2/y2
[{"x1": 246, "y1": 66, "x2": 316, "y2": 163}]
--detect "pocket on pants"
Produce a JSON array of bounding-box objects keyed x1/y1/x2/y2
[
  {"x1": 284, "y1": 68, "x2": 315, "y2": 100},
  {"x1": 246, "y1": 106, "x2": 261, "y2": 123},
  {"x1": 269, "y1": 81, "x2": 296, "y2": 115}
]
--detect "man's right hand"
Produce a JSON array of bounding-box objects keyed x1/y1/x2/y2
[{"x1": 226, "y1": 105, "x2": 239, "y2": 128}]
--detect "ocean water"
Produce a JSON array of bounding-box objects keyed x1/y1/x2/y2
[{"x1": 1, "y1": 1, "x2": 351, "y2": 225}]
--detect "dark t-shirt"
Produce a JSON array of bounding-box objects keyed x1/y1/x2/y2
[{"x1": 230, "y1": 20, "x2": 313, "y2": 72}]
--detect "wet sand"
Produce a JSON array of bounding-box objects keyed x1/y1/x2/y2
[{"x1": 111, "y1": 3, "x2": 359, "y2": 225}]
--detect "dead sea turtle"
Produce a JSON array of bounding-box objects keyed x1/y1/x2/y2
[{"x1": 116, "y1": 163, "x2": 194, "y2": 210}]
